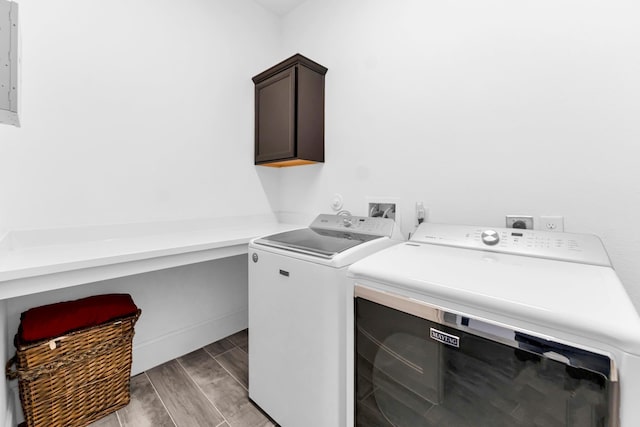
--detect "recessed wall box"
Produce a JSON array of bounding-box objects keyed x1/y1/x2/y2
[
  {"x1": 0, "y1": 0, "x2": 19, "y2": 127},
  {"x1": 365, "y1": 197, "x2": 403, "y2": 233},
  {"x1": 506, "y1": 215, "x2": 533, "y2": 230}
]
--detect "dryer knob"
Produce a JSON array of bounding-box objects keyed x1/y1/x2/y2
[{"x1": 481, "y1": 230, "x2": 500, "y2": 246}]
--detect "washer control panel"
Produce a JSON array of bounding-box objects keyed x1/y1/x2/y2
[
  {"x1": 310, "y1": 214, "x2": 397, "y2": 237},
  {"x1": 411, "y1": 223, "x2": 611, "y2": 266}
]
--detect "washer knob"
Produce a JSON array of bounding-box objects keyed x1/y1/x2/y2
[
  {"x1": 481, "y1": 230, "x2": 500, "y2": 246},
  {"x1": 342, "y1": 217, "x2": 353, "y2": 228}
]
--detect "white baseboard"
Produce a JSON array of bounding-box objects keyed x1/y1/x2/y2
[
  {"x1": 4, "y1": 411, "x2": 14, "y2": 427},
  {"x1": 131, "y1": 308, "x2": 248, "y2": 375},
  {"x1": 5, "y1": 390, "x2": 17, "y2": 427}
]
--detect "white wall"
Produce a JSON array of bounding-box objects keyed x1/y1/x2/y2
[
  {"x1": 0, "y1": 2, "x2": 282, "y2": 423},
  {"x1": 0, "y1": 300, "x2": 12, "y2": 427},
  {"x1": 0, "y1": 0, "x2": 281, "y2": 231},
  {"x1": 278, "y1": 0, "x2": 640, "y2": 304}
]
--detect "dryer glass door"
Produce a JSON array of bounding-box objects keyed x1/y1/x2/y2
[{"x1": 355, "y1": 291, "x2": 617, "y2": 427}]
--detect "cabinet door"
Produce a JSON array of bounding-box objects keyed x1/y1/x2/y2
[{"x1": 254, "y1": 67, "x2": 296, "y2": 163}]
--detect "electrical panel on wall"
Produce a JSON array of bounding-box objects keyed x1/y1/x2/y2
[{"x1": 0, "y1": 0, "x2": 19, "y2": 127}]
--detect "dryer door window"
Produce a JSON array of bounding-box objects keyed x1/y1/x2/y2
[{"x1": 355, "y1": 297, "x2": 615, "y2": 427}]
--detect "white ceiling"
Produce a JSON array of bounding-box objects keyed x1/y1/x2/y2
[{"x1": 252, "y1": 0, "x2": 308, "y2": 16}]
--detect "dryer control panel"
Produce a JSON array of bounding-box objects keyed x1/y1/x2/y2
[{"x1": 411, "y1": 223, "x2": 611, "y2": 266}]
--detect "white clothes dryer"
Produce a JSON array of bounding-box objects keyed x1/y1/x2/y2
[{"x1": 347, "y1": 223, "x2": 640, "y2": 427}]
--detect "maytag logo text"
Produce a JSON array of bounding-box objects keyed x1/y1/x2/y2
[{"x1": 430, "y1": 328, "x2": 460, "y2": 348}]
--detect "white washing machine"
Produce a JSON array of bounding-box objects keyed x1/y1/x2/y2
[
  {"x1": 347, "y1": 223, "x2": 640, "y2": 427},
  {"x1": 248, "y1": 214, "x2": 403, "y2": 427}
]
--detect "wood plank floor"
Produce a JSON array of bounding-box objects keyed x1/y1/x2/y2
[{"x1": 88, "y1": 330, "x2": 276, "y2": 427}]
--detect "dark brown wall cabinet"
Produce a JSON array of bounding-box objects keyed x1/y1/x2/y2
[{"x1": 252, "y1": 54, "x2": 328, "y2": 167}]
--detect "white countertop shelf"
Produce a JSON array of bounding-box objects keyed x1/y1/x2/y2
[{"x1": 0, "y1": 215, "x2": 300, "y2": 300}]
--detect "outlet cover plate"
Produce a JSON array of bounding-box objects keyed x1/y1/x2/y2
[{"x1": 540, "y1": 216, "x2": 564, "y2": 232}]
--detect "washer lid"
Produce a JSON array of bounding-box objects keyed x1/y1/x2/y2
[{"x1": 254, "y1": 227, "x2": 381, "y2": 258}]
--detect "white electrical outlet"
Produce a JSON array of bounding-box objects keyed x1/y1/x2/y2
[
  {"x1": 540, "y1": 216, "x2": 564, "y2": 232},
  {"x1": 415, "y1": 202, "x2": 427, "y2": 226}
]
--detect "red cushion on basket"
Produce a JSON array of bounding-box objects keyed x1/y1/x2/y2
[{"x1": 19, "y1": 293, "x2": 139, "y2": 343}]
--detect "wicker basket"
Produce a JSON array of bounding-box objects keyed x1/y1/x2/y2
[{"x1": 6, "y1": 310, "x2": 141, "y2": 427}]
